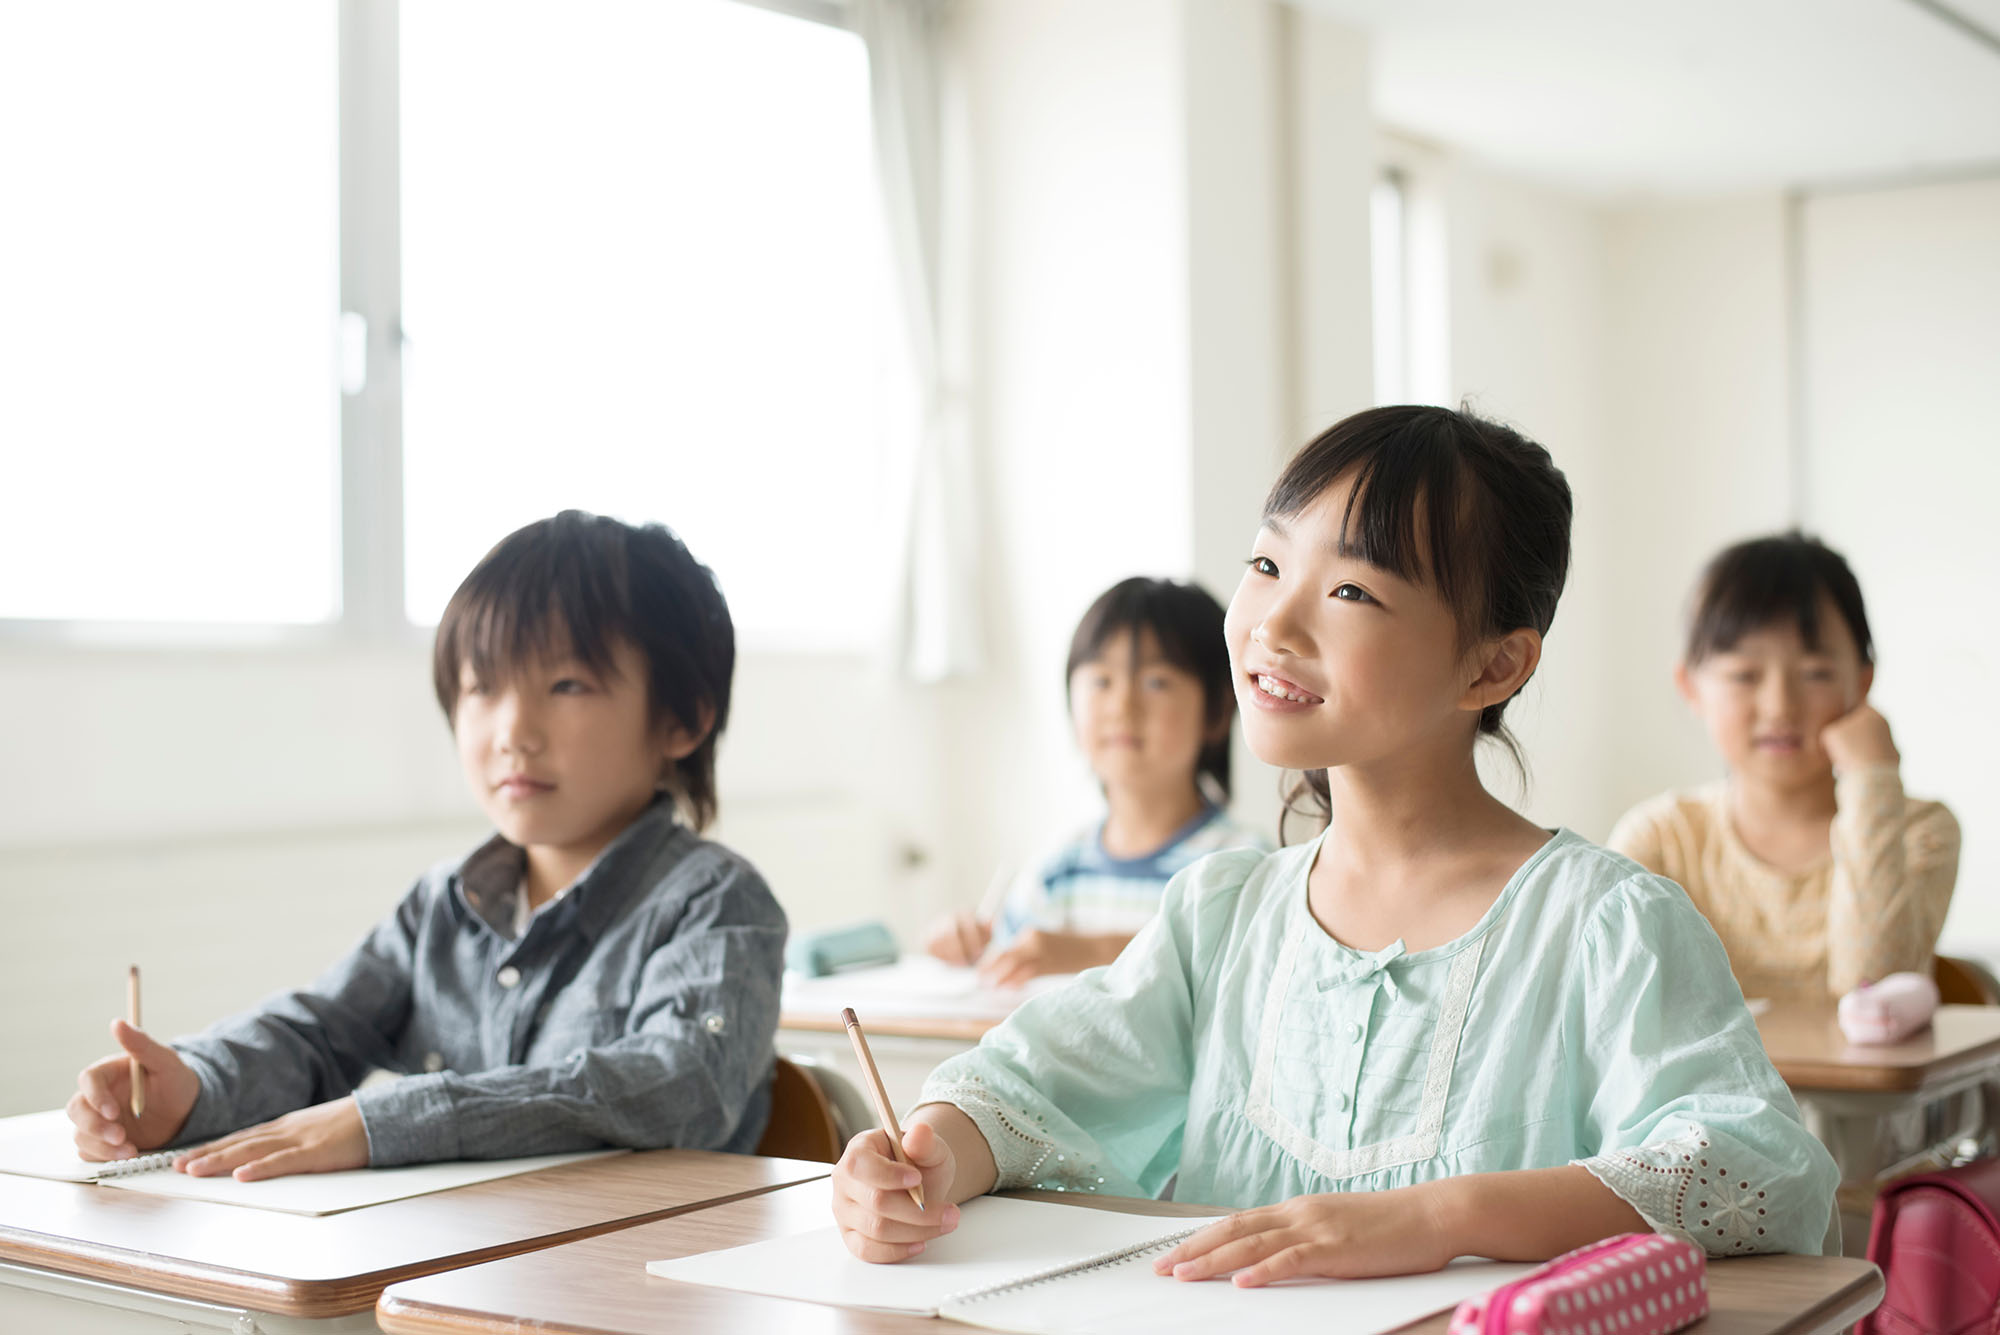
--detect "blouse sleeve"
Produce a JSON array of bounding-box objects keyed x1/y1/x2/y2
[
  {"x1": 917, "y1": 849, "x2": 1258, "y2": 1198},
  {"x1": 1825, "y1": 767, "x2": 1961, "y2": 995},
  {"x1": 1567, "y1": 874, "x2": 1840, "y2": 1256}
]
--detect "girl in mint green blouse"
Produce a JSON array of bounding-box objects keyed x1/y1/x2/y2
[{"x1": 831, "y1": 406, "x2": 1839, "y2": 1282}]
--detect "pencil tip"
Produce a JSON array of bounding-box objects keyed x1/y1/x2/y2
[{"x1": 841, "y1": 1007, "x2": 858, "y2": 1027}]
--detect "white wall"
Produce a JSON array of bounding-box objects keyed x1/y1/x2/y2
[
  {"x1": 1801, "y1": 174, "x2": 2000, "y2": 955},
  {"x1": 1594, "y1": 194, "x2": 1796, "y2": 830},
  {"x1": 1439, "y1": 163, "x2": 1611, "y2": 831}
]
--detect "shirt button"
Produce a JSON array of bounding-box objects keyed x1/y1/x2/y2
[
  {"x1": 1346, "y1": 1021, "x2": 1364, "y2": 1043},
  {"x1": 703, "y1": 1011, "x2": 727, "y2": 1034},
  {"x1": 497, "y1": 966, "x2": 522, "y2": 988},
  {"x1": 1335, "y1": 1091, "x2": 1350, "y2": 1112},
  {"x1": 423, "y1": 1051, "x2": 444, "y2": 1073}
]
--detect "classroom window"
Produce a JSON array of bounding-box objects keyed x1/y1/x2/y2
[
  {"x1": 1370, "y1": 170, "x2": 1410, "y2": 407},
  {"x1": 1369, "y1": 162, "x2": 1451, "y2": 408},
  {"x1": 3, "y1": 0, "x2": 897, "y2": 651},
  {"x1": 400, "y1": 0, "x2": 898, "y2": 649},
  {"x1": 0, "y1": 2, "x2": 341, "y2": 625}
]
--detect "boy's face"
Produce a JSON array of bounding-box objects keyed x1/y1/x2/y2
[
  {"x1": 1067, "y1": 627, "x2": 1219, "y2": 796},
  {"x1": 453, "y1": 632, "x2": 701, "y2": 861},
  {"x1": 1677, "y1": 595, "x2": 1872, "y2": 790}
]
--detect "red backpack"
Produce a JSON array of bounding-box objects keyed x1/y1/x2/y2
[{"x1": 1861, "y1": 1158, "x2": 2000, "y2": 1335}]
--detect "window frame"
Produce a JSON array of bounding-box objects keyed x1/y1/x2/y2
[{"x1": 1, "y1": 0, "x2": 856, "y2": 650}]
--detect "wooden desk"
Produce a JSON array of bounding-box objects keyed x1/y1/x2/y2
[
  {"x1": 377, "y1": 1178, "x2": 1882, "y2": 1335},
  {"x1": 1758, "y1": 1002, "x2": 2000, "y2": 1094},
  {"x1": 0, "y1": 1150, "x2": 827, "y2": 1334},
  {"x1": 1758, "y1": 1001, "x2": 2000, "y2": 1249}
]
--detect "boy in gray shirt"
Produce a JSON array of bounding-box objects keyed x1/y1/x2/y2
[{"x1": 67, "y1": 511, "x2": 787, "y2": 1176}]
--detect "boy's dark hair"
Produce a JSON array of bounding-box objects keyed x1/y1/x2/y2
[
  {"x1": 1065, "y1": 577, "x2": 1237, "y2": 800},
  {"x1": 432, "y1": 510, "x2": 735, "y2": 831},
  {"x1": 1684, "y1": 531, "x2": 1873, "y2": 668},
  {"x1": 1265, "y1": 405, "x2": 1572, "y2": 838}
]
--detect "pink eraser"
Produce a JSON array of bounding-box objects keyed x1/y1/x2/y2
[{"x1": 1837, "y1": 971, "x2": 1939, "y2": 1045}]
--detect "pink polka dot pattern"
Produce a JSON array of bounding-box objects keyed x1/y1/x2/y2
[{"x1": 1447, "y1": 1233, "x2": 1708, "y2": 1335}]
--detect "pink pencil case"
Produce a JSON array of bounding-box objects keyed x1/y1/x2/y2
[
  {"x1": 1837, "y1": 971, "x2": 1939, "y2": 1045},
  {"x1": 1448, "y1": 1233, "x2": 1708, "y2": 1335}
]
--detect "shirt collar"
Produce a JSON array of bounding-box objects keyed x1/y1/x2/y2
[{"x1": 454, "y1": 796, "x2": 685, "y2": 942}]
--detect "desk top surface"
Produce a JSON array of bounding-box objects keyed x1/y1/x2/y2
[
  {"x1": 1757, "y1": 1001, "x2": 2000, "y2": 1092},
  {"x1": 0, "y1": 1148, "x2": 826, "y2": 1319},
  {"x1": 375, "y1": 1179, "x2": 1882, "y2": 1335},
  {"x1": 791, "y1": 989, "x2": 2000, "y2": 1093}
]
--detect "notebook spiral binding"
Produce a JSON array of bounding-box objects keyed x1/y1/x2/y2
[
  {"x1": 93, "y1": 1149, "x2": 181, "y2": 1178},
  {"x1": 941, "y1": 1224, "x2": 1206, "y2": 1307}
]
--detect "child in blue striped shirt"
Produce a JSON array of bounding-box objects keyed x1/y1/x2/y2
[{"x1": 925, "y1": 577, "x2": 1270, "y2": 986}]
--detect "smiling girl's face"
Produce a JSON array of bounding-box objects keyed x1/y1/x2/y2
[
  {"x1": 1677, "y1": 594, "x2": 1871, "y2": 789},
  {"x1": 1223, "y1": 476, "x2": 1488, "y2": 776}
]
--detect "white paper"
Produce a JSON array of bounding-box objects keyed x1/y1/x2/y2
[
  {"x1": 0, "y1": 1109, "x2": 621, "y2": 1215},
  {"x1": 942, "y1": 1254, "x2": 1537, "y2": 1335},
  {"x1": 783, "y1": 959, "x2": 1073, "y2": 1023},
  {"x1": 646, "y1": 1195, "x2": 1221, "y2": 1314}
]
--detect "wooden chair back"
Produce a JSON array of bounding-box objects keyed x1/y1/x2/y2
[
  {"x1": 754, "y1": 1057, "x2": 843, "y2": 1163},
  {"x1": 1935, "y1": 955, "x2": 2000, "y2": 1008}
]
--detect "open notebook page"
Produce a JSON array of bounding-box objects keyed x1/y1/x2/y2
[
  {"x1": 941, "y1": 1249, "x2": 1536, "y2": 1335},
  {"x1": 646, "y1": 1195, "x2": 1222, "y2": 1315},
  {"x1": 0, "y1": 1109, "x2": 622, "y2": 1215}
]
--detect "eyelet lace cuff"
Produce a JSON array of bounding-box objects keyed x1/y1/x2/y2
[
  {"x1": 1575, "y1": 1128, "x2": 1778, "y2": 1256},
  {"x1": 916, "y1": 1077, "x2": 1109, "y2": 1193}
]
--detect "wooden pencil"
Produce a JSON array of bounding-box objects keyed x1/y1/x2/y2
[
  {"x1": 841, "y1": 1007, "x2": 925, "y2": 1211},
  {"x1": 127, "y1": 965, "x2": 145, "y2": 1119}
]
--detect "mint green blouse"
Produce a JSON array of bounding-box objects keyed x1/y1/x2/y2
[{"x1": 920, "y1": 830, "x2": 1839, "y2": 1256}]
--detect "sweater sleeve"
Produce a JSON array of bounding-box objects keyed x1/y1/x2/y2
[{"x1": 1825, "y1": 767, "x2": 1961, "y2": 995}]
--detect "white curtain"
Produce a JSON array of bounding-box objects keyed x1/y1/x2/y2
[{"x1": 853, "y1": 0, "x2": 980, "y2": 681}]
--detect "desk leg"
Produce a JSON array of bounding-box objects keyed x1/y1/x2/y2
[
  {"x1": 1793, "y1": 1083, "x2": 1989, "y2": 1257},
  {"x1": 0, "y1": 1261, "x2": 383, "y2": 1335}
]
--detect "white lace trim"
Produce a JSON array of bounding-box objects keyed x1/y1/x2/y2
[
  {"x1": 1244, "y1": 927, "x2": 1485, "y2": 1180},
  {"x1": 1574, "y1": 1127, "x2": 1779, "y2": 1256},
  {"x1": 917, "y1": 1078, "x2": 1109, "y2": 1191}
]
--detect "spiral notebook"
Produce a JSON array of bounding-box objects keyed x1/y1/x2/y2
[
  {"x1": 645, "y1": 1195, "x2": 1535, "y2": 1334},
  {"x1": 0, "y1": 1109, "x2": 621, "y2": 1215}
]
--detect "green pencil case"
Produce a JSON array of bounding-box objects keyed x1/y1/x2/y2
[{"x1": 786, "y1": 921, "x2": 899, "y2": 977}]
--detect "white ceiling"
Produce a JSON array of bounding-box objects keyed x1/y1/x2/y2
[{"x1": 1296, "y1": 0, "x2": 2000, "y2": 197}]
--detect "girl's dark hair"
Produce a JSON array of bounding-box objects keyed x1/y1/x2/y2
[
  {"x1": 432, "y1": 510, "x2": 736, "y2": 831},
  {"x1": 1267, "y1": 405, "x2": 1572, "y2": 838},
  {"x1": 1065, "y1": 577, "x2": 1236, "y2": 800},
  {"x1": 1684, "y1": 531, "x2": 1872, "y2": 667}
]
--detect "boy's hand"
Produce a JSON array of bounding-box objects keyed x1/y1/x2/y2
[
  {"x1": 831, "y1": 1122, "x2": 962, "y2": 1262},
  {"x1": 1153, "y1": 1189, "x2": 1452, "y2": 1286},
  {"x1": 922, "y1": 911, "x2": 993, "y2": 968},
  {"x1": 177, "y1": 1097, "x2": 370, "y2": 1181},
  {"x1": 69, "y1": 1020, "x2": 200, "y2": 1160},
  {"x1": 977, "y1": 929, "x2": 1122, "y2": 988},
  {"x1": 1822, "y1": 702, "x2": 1899, "y2": 772}
]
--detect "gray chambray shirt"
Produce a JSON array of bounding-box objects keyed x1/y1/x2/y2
[{"x1": 171, "y1": 799, "x2": 787, "y2": 1165}]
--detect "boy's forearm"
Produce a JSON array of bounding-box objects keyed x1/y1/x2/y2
[
  {"x1": 1422, "y1": 1166, "x2": 1647, "y2": 1262},
  {"x1": 909, "y1": 1101, "x2": 999, "y2": 1203}
]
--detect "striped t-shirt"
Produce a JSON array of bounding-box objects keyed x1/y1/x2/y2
[{"x1": 995, "y1": 805, "x2": 1273, "y2": 944}]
